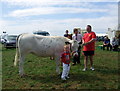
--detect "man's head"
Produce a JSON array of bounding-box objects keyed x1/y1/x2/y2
[
  {"x1": 73, "y1": 28, "x2": 78, "y2": 34},
  {"x1": 86, "y1": 25, "x2": 92, "y2": 33},
  {"x1": 104, "y1": 36, "x2": 108, "y2": 40},
  {"x1": 65, "y1": 30, "x2": 69, "y2": 34}
]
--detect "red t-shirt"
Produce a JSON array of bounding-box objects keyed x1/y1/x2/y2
[
  {"x1": 61, "y1": 52, "x2": 71, "y2": 64},
  {"x1": 83, "y1": 32, "x2": 96, "y2": 51}
]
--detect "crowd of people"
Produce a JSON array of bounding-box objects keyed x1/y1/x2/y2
[
  {"x1": 61, "y1": 25, "x2": 96, "y2": 80},
  {"x1": 60, "y1": 25, "x2": 120, "y2": 81},
  {"x1": 102, "y1": 35, "x2": 120, "y2": 51}
]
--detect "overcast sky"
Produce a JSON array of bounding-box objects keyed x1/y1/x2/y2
[{"x1": 0, "y1": 0, "x2": 119, "y2": 36}]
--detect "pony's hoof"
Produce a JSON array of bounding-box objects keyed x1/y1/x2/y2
[{"x1": 20, "y1": 74, "x2": 26, "y2": 78}]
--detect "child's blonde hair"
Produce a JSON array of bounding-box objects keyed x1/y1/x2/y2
[{"x1": 64, "y1": 45, "x2": 70, "y2": 51}]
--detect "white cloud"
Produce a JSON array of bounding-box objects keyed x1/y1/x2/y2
[
  {"x1": 0, "y1": 16, "x2": 117, "y2": 36},
  {"x1": 9, "y1": 7, "x2": 108, "y2": 17},
  {"x1": 1, "y1": 0, "x2": 119, "y2": 7},
  {"x1": 0, "y1": 0, "x2": 84, "y2": 7},
  {"x1": 2, "y1": 0, "x2": 119, "y2": 3},
  {"x1": 0, "y1": 0, "x2": 118, "y2": 36},
  {"x1": 2, "y1": 0, "x2": 118, "y2": 18},
  {"x1": 106, "y1": 4, "x2": 118, "y2": 17}
]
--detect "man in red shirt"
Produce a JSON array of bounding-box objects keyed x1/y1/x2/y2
[{"x1": 82, "y1": 25, "x2": 96, "y2": 71}]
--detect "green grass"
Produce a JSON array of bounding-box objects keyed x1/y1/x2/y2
[{"x1": 1, "y1": 42, "x2": 119, "y2": 90}]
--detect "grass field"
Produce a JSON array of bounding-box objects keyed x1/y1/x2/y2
[{"x1": 1, "y1": 42, "x2": 119, "y2": 90}]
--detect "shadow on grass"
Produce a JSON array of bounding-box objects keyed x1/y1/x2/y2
[
  {"x1": 95, "y1": 65, "x2": 118, "y2": 75},
  {"x1": 22, "y1": 72, "x2": 102, "y2": 84},
  {"x1": 69, "y1": 73, "x2": 102, "y2": 83},
  {"x1": 1, "y1": 47, "x2": 16, "y2": 52}
]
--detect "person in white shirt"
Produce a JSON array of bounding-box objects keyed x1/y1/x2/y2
[
  {"x1": 72, "y1": 28, "x2": 82, "y2": 65},
  {"x1": 112, "y1": 36, "x2": 119, "y2": 51}
]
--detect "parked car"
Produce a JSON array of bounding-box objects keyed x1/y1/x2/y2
[
  {"x1": 0, "y1": 34, "x2": 7, "y2": 44},
  {"x1": 3, "y1": 35, "x2": 18, "y2": 48},
  {"x1": 33, "y1": 30, "x2": 50, "y2": 36},
  {"x1": 96, "y1": 36, "x2": 105, "y2": 41}
]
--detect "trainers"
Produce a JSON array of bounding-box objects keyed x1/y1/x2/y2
[
  {"x1": 72, "y1": 63, "x2": 76, "y2": 66},
  {"x1": 90, "y1": 67, "x2": 95, "y2": 71},
  {"x1": 65, "y1": 76, "x2": 70, "y2": 79},
  {"x1": 61, "y1": 77, "x2": 66, "y2": 80},
  {"x1": 82, "y1": 68, "x2": 87, "y2": 71}
]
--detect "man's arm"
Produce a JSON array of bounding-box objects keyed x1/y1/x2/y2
[
  {"x1": 82, "y1": 38, "x2": 96, "y2": 46},
  {"x1": 103, "y1": 41, "x2": 106, "y2": 45}
]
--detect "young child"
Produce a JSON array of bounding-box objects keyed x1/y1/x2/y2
[{"x1": 61, "y1": 44, "x2": 71, "y2": 80}]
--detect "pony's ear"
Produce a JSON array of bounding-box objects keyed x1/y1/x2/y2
[
  {"x1": 68, "y1": 40, "x2": 74, "y2": 44},
  {"x1": 65, "y1": 41, "x2": 71, "y2": 44},
  {"x1": 73, "y1": 40, "x2": 78, "y2": 43},
  {"x1": 65, "y1": 40, "x2": 78, "y2": 44}
]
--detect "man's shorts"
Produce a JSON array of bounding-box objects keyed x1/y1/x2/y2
[{"x1": 83, "y1": 51, "x2": 94, "y2": 56}]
